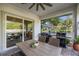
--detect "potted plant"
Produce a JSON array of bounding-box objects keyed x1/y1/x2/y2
[
  {"x1": 30, "y1": 42, "x2": 36, "y2": 48},
  {"x1": 73, "y1": 36, "x2": 79, "y2": 51},
  {"x1": 30, "y1": 41, "x2": 39, "y2": 48},
  {"x1": 64, "y1": 39, "x2": 70, "y2": 48}
]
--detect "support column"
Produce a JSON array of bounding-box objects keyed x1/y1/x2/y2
[
  {"x1": 33, "y1": 19, "x2": 41, "y2": 41},
  {"x1": 77, "y1": 4, "x2": 79, "y2": 36},
  {"x1": 72, "y1": 4, "x2": 77, "y2": 42},
  {"x1": 0, "y1": 11, "x2": 1, "y2": 52}
]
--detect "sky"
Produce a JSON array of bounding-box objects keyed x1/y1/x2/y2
[
  {"x1": 59, "y1": 16, "x2": 69, "y2": 21},
  {"x1": 59, "y1": 15, "x2": 72, "y2": 21}
]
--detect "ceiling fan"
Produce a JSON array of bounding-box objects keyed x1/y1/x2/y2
[
  {"x1": 29, "y1": 3, "x2": 52, "y2": 11},
  {"x1": 21, "y1": 3, "x2": 53, "y2": 11}
]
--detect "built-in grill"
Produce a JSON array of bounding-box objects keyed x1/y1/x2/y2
[{"x1": 56, "y1": 32, "x2": 66, "y2": 48}]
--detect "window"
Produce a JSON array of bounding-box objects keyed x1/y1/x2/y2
[{"x1": 41, "y1": 14, "x2": 73, "y2": 37}]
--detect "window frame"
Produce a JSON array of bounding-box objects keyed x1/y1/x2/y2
[{"x1": 4, "y1": 12, "x2": 34, "y2": 50}]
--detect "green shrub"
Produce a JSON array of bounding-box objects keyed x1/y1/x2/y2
[
  {"x1": 65, "y1": 39, "x2": 70, "y2": 45},
  {"x1": 76, "y1": 36, "x2": 79, "y2": 44}
]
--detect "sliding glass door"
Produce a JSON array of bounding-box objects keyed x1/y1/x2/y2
[
  {"x1": 6, "y1": 16, "x2": 33, "y2": 48},
  {"x1": 6, "y1": 16, "x2": 23, "y2": 48},
  {"x1": 24, "y1": 20, "x2": 33, "y2": 41}
]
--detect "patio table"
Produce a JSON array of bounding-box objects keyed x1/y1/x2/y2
[{"x1": 16, "y1": 40, "x2": 62, "y2": 56}]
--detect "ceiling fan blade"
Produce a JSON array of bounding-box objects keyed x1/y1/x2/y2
[
  {"x1": 39, "y1": 4, "x2": 45, "y2": 10},
  {"x1": 21, "y1": 3, "x2": 26, "y2": 4},
  {"x1": 36, "y1": 4, "x2": 39, "y2": 11},
  {"x1": 43, "y1": 3, "x2": 52, "y2": 7},
  {"x1": 29, "y1": 3, "x2": 35, "y2": 9}
]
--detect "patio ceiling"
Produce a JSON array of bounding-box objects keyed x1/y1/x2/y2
[{"x1": 7, "y1": 3, "x2": 74, "y2": 17}]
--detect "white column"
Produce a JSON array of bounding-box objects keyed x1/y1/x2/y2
[
  {"x1": 77, "y1": 4, "x2": 79, "y2": 36},
  {"x1": 72, "y1": 5, "x2": 77, "y2": 42},
  {"x1": 33, "y1": 19, "x2": 41, "y2": 41},
  {"x1": 0, "y1": 11, "x2": 6, "y2": 52},
  {"x1": 0, "y1": 11, "x2": 1, "y2": 52}
]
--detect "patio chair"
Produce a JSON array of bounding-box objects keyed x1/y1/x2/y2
[
  {"x1": 48, "y1": 37, "x2": 60, "y2": 47},
  {"x1": 39, "y1": 35, "x2": 46, "y2": 42}
]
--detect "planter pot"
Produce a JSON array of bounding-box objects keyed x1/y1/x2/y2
[{"x1": 73, "y1": 43, "x2": 79, "y2": 51}]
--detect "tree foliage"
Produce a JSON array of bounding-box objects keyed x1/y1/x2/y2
[
  {"x1": 63, "y1": 18, "x2": 72, "y2": 27},
  {"x1": 41, "y1": 16, "x2": 72, "y2": 33},
  {"x1": 7, "y1": 23, "x2": 22, "y2": 29},
  {"x1": 50, "y1": 17, "x2": 61, "y2": 26}
]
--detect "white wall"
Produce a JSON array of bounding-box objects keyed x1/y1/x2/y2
[
  {"x1": 0, "y1": 4, "x2": 41, "y2": 52},
  {"x1": 77, "y1": 4, "x2": 79, "y2": 35}
]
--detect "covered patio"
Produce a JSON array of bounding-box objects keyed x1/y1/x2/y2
[{"x1": 0, "y1": 3, "x2": 79, "y2": 56}]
